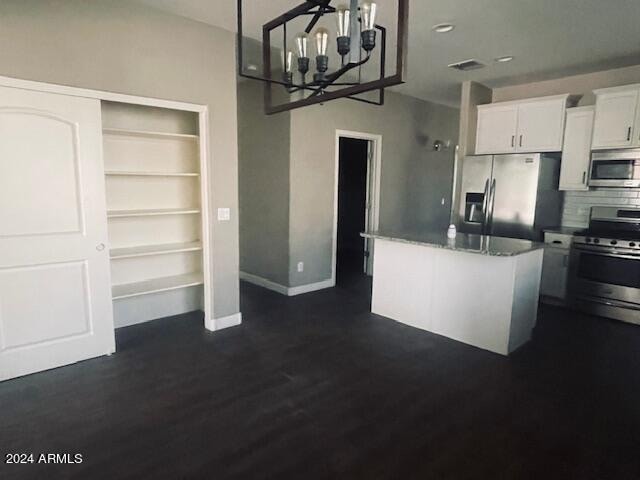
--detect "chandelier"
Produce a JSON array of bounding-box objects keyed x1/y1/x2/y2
[{"x1": 237, "y1": 0, "x2": 409, "y2": 114}]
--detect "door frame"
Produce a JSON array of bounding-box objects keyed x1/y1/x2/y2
[
  {"x1": 332, "y1": 129, "x2": 382, "y2": 283},
  {"x1": 0, "y1": 75, "x2": 214, "y2": 331}
]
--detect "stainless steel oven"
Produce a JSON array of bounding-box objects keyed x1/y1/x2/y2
[
  {"x1": 589, "y1": 149, "x2": 640, "y2": 188},
  {"x1": 568, "y1": 207, "x2": 640, "y2": 325}
]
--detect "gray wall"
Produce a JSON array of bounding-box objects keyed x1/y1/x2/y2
[
  {"x1": 237, "y1": 80, "x2": 291, "y2": 285},
  {"x1": 492, "y1": 64, "x2": 640, "y2": 106},
  {"x1": 288, "y1": 92, "x2": 459, "y2": 287},
  {"x1": 0, "y1": 0, "x2": 240, "y2": 318},
  {"x1": 452, "y1": 81, "x2": 493, "y2": 224}
]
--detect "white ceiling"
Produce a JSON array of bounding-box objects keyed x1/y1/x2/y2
[{"x1": 135, "y1": 0, "x2": 640, "y2": 107}]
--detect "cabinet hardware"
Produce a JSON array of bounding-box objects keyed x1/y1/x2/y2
[
  {"x1": 627, "y1": 127, "x2": 632, "y2": 141},
  {"x1": 96, "y1": 243, "x2": 105, "y2": 252},
  {"x1": 511, "y1": 135, "x2": 515, "y2": 148},
  {"x1": 519, "y1": 135, "x2": 523, "y2": 147},
  {"x1": 582, "y1": 171, "x2": 586, "y2": 184}
]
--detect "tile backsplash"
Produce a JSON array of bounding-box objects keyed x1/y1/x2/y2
[{"x1": 561, "y1": 188, "x2": 640, "y2": 227}]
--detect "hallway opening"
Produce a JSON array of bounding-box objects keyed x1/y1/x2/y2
[{"x1": 335, "y1": 135, "x2": 376, "y2": 286}]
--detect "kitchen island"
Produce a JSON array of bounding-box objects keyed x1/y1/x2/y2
[{"x1": 362, "y1": 230, "x2": 545, "y2": 355}]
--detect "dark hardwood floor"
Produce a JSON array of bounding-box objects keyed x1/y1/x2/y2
[{"x1": 1, "y1": 276, "x2": 640, "y2": 479}]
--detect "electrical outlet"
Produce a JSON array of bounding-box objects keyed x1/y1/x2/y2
[
  {"x1": 217, "y1": 208, "x2": 230, "y2": 221},
  {"x1": 297, "y1": 262, "x2": 304, "y2": 272}
]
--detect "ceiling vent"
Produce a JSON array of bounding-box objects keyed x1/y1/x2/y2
[{"x1": 448, "y1": 59, "x2": 486, "y2": 71}]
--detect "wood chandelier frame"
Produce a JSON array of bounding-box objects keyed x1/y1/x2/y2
[{"x1": 237, "y1": 0, "x2": 409, "y2": 115}]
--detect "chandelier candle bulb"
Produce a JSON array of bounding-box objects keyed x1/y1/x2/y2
[
  {"x1": 314, "y1": 27, "x2": 330, "y2": 83},
  {"x1": 295, "y1": 33, "x2": 310, "y2": 78},
  {"x1": 283, "y1": 51, "x2": 293, "y2": 73},
  {"x1": 361, "y1": 2, "x2": 378, "y2": 51},
  {"x1": 314, "y1": 28, "x2": 329, "y2": 56},
  {"x1": 295, "y1": 33, "x2": 308, "y2": 58},
  {"x1": 282, "y1": 51, "x2": 294, "y2": 84},
  {"x1": 361, "y1": 2, "x2": 378, "y2": 31},
  {"x1": 337, "y1": 5, "x2": 351, "y2": 36},
  {"x1": 336, "y1": 4, "x2": 351, "y2": 57}
]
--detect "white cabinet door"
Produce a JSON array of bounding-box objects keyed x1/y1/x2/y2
[
  {"x1": 559, "y1": 107, "x2": 594, "y2": 191},
  {"x1": 516, "y1": 97, "x2": 567, "y2": 152},
  {"x1": 592, "y1": 88, "x2": 639, "y2": 149},
  {"x1": 634, "y1": 95, "x2": 640, "y2": 147},
  {"x1": 540, "y1": 247, "x2": 569, "y2": 299},
  {"x1": 475, "y1": 104, "x2": 518, "y2": 154},
  {"x1": 0, "y1": 86, "x2": 115, "y2": 382}
]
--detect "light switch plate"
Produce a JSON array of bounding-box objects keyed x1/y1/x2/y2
[{"x1": 217, "y1": 208, "x2": 231, "y2": 221}]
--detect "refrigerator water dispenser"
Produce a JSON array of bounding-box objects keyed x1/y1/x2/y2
[{"x1": 465, "y1": 192, "x2": 485, "y2": 223}]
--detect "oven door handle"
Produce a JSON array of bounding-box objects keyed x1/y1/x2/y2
[
  {"x1": 573, "y1": 247, "x2": 640, "y2": 260},
  {"x1": 573, "y1": 294, "x2": 640, "y2": 312}
]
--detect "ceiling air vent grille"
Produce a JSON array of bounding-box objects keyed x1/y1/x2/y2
[{"x1": 448, "y1": 59, "x2": 486, "y2": 71}]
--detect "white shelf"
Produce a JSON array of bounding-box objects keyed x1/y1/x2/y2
[
  {"x1": 105, "y1": 171, "x2": 199, "y2": 177},
  {"x1": 107, "y1": 208, "x2": 200, "y2": 219},
  {"x1": 112, "y1": 272, "x2": 204, "y2": 300},
  {"x1": 110, "y1": 241, "x2": 202, "y2": 259},
  {"x1": 103, "y1": 128, "x2": 199, "y2": 141}
]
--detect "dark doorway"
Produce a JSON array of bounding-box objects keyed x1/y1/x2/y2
[{"x1": 337, "y1": 137, "x2": 369, "y2": 285}]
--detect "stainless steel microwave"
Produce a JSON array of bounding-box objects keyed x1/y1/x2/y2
[{"x1": 589, "y1": 149, "x2": 640, "y2": 188}]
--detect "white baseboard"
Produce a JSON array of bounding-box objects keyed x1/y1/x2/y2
[
  {"x1": 205, "y1": 312, "x2": 242, "y2": 331},
  {"x1": 240, "y1": 271, "x2": 334, "y2": 296},
  {"x1": 239, "y1": 271, "x2": 289, "y2": 295},
  {"x1": 288, "y1": 278, "x2": 335, "y2": 296}
]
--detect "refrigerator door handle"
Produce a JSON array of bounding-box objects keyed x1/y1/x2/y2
[
  {"x1": 481, "y1": 179, "x2": 490, "y2": 233},
  {"x1": 487, "y1": 179, "x2": 497, "y2": 233}
]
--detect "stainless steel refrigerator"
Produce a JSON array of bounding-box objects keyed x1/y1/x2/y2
[{"x1": 458, "y1": 154, "x2": 563, "y2": 241}]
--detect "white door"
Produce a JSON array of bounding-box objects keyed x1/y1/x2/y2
[
  {"x1": 475, "y1": 104, "x2": 518, "y2": 154},
  {"x1": 592, "y1": 89, "x2": 639, "y2": 149},
  {"x1": 559, "y1": 107, "x2": 594, "y2": 191},
  {"x1": 516, "y1": 98, "x2": 566, "y2": 152},
  {"x1": 0, "y1": 86, "x2": 115, "y2": 382}
]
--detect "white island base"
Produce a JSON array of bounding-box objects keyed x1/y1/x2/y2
[{"x1": 369, "y1": 235, "x2": 544, "y2": 356}]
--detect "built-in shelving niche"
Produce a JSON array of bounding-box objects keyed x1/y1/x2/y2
[{"x1": 102, "y1": 101, "x2": 204, "y2": 328}]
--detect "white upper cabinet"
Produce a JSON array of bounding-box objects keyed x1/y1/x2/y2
[
  {"x1": 634, "y1": 91, "x2": 640, "y2": 147},
  {"x1": 517, "y1": 97, "x2": 568, "y2": 152},
  {"x1": 592, "y1": 85, "x2": 640, "y2": 149},
  {"x1": 475, "y1": 94, "x2": 571, "y2": 155},
  {"x1": 475, "y1": 104, "x2": 518, "y2": 154},
  {"x1": 559, "y1": 106, "x2": 594, "y2": 191}
]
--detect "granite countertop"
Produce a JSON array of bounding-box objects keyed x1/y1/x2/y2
[{"x1": 361, "y1": 230, "x2": 544, "y2": 257}]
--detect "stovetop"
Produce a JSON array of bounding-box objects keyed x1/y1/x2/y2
[
  {"x1": 573, "y1": 229, "x2": 640, "y2": 250},
  {"x1": 571, "y1": 206, "x2": 640, "y2": 250},
  {"x1": 574, "y1": 228, "x2": 640, "y2": 241}
]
